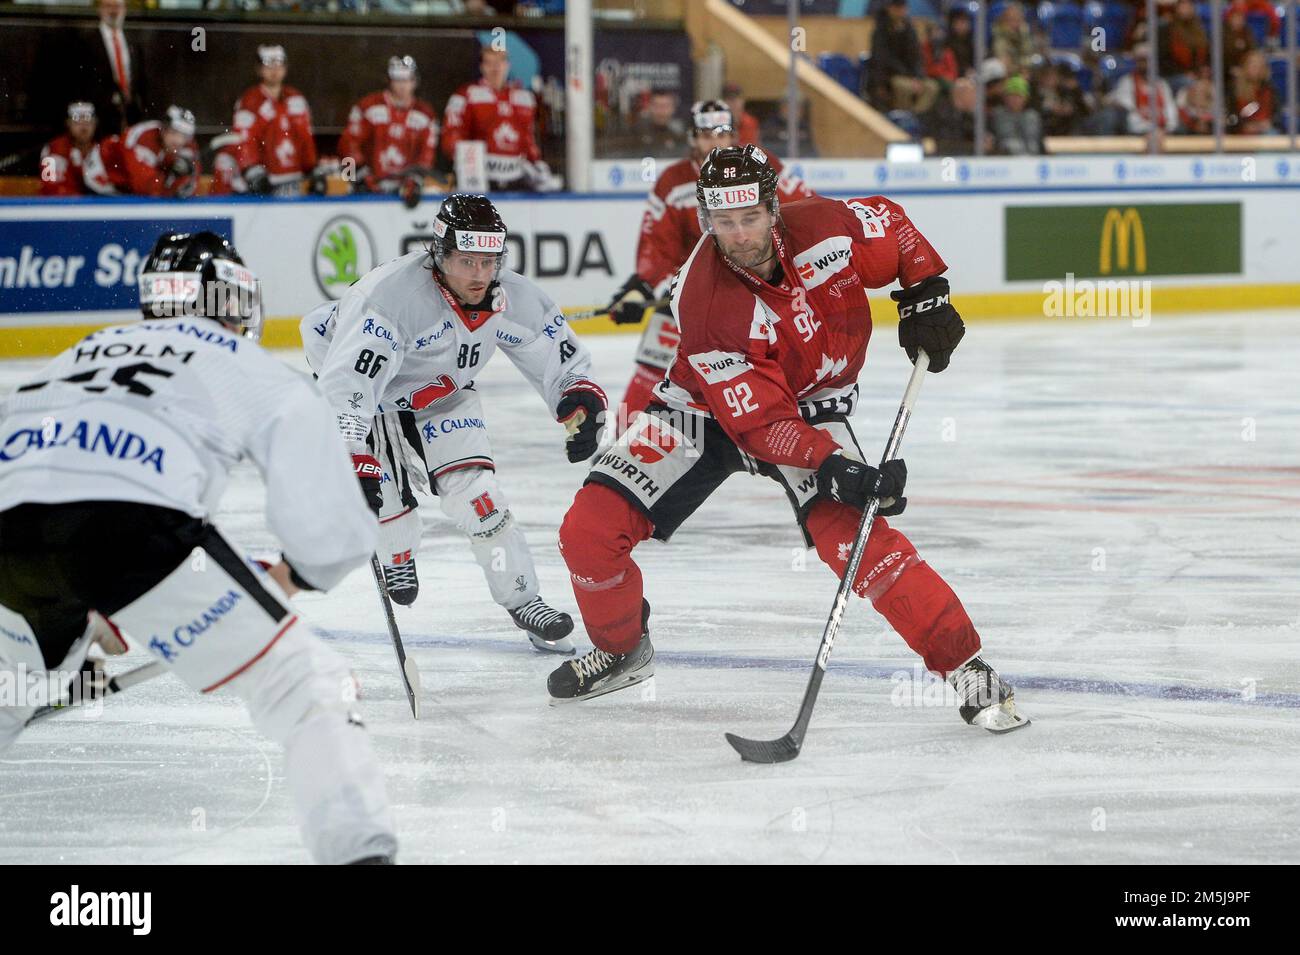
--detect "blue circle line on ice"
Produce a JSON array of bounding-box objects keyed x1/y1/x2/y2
[{"x1": 316, "y1": 628, "x2": 1300, "y2": 710}]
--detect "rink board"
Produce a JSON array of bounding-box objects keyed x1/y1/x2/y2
[{"x1": 3, "y1": 160, "x2": 1300, "y2": 357}]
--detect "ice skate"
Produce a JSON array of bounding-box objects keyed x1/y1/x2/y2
[
  {"x1": 380, "y1": 557, "x2": 419, "y2": 606},
  {"x1": 948, "y1": 656, "x2": 1030, "y2": 733},
  {"x1": 510, "y1": 596, "x2": 576, "y2": 654},
  {"x1": 548, "y1": 600, "x2": 654, "y2": 703}
]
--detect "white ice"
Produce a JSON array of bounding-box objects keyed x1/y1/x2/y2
[{"x1": 2, "y1": 311, "x2": 1298, "y2": 864}]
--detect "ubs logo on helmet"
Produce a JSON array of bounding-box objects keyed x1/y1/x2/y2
[{"x1": 456, "y1": 230, "x2": 505, "y2": 252}]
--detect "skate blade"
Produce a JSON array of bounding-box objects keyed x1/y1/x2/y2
[
  {"x1": 972, "y1": 698, "x2": 1031, "y2": 734},
  {"x1": 548, "y1": 661, "x2": 655, "y2": 706},
  {"x1": 528, "y1": 632, "x2": 576, "y2": 655}
]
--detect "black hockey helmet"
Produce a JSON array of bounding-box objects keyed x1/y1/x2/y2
[
  {"x1": 430, "y1": 193, "x2": 508, "y2": 281},
  {"x1": 690, "y1": 99, "x2": 735, "y2": 136},
  {"x1": 695, "y1": 143, "x2": 780, "y2": 234},
  {"x1": 138, "y1": 231, "x2": 263, "y2": 340}
]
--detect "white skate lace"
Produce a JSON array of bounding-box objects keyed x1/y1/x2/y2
[
  {"x1": 383, "y1": 561, "x2": 417, "y2": 592},
  {"x1": 514, "y1": 597, "x2": 563, "y2": 630},
  {"x1": 570, "y1": 647, "x2": 617, "y2": 680}
]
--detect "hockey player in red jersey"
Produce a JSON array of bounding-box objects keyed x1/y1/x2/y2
[
  {"x1": 549, "y1": 145, "x2": 1029, "y2": 734},
  {"x1": 39, "y1": 101, "x2": 99, "y2": 197},
  {"x1": 603, "y1": 100, "x2": 812, "y2": 433},
  {"x1": 230, "y1": 45, "x2": 319, "y2": 196},
  {"x1": 338, "y1": 55, "x2": 439, "y2": 206},
  {"x1": 82, "y1": 105, "x2": 200, "y2": 198},
  {"x1": 441, "y1": 45, "x2": 552, "y2": 192}
]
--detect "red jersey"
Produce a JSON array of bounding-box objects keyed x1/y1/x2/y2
[
  {"x1": 656, "y1": 194, "x2": 946, "y2": 470},
  {"x1": 636, "y1": 154, "x2": 812, "y2": 291},
  {"x1": 441, "y1": 80, "x2": 541, "y2": 184},
  {"x1": 39, "y1": 134, "x2": 94, "y2": 196},
  {"x1": 232, "y1": 84, "x2": 317, "y2": 176},
  {"x1": 82, "y1": 121, "x2": 200, "y2": 197},
  {"x1": 339, "y1": 91, "x2": 439, "y2": 186}
]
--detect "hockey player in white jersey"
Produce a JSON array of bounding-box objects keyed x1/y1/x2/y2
[
  {"x1": 302, "y1": 194, "x2": 607, "y2": 654},
  {"x1": 0, "y1": 231, "x2": 398, "y2": 864}
]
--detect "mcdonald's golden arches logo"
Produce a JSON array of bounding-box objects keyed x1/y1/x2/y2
[{"x1": 1099, "y1": 208, "x2": 1147, "y2": 275}]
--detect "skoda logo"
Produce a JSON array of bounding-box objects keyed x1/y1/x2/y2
[{"x1": 313, "y1": 215, "x2": 376, "y2": 300}]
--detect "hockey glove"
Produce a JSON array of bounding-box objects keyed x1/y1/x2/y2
[
  {"x1": 352, "y1": 453, "x2": 384, "y2": 515},
  {"x1": 606, "y1": 275, "x2": 654, "y2": 326},
  {"x1": 815, "y1": 453, "x2": 907, "y2": 516},
  {"x1": 244, "y1": 164, "x2": 272, "y2": 196},
  {"x1": 557, "y1": 391, "x2": 605, "y2": 463},
  {"x1": 400, "y1": 173, "x2": 424, "y2": 209},
  {"x1": 892, "y1": 275, "x2": 964, "y2": 374}
]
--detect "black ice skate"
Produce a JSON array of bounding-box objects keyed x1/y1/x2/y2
[
  {"x1": 510, "y1": 596, "x2": 575, "y2": 654},
  {"x1": 948, "y1": 656, "x2": 1030, "y2": 733},
  {"x1": 547, "y1": 600, "x2": 654, "y2": 703},
  {"x1": 381, "y1": 557, "x2": 419, "y2": 606}
]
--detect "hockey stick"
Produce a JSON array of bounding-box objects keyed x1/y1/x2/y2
[
  {"x1": 725, "y1": 349, "x2": 932, "y2": 763},
  {"x1": 563, "y1": 298, "x2": 671, "y2": 323},
  {"x1": 370, "y1": 554, "x2": 421, "y2": 719},
  {"x1": 24, "y1": 661, "x2": 167, "y2": 727}
]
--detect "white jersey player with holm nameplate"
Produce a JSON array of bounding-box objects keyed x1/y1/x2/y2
[
  {"x1": 301, "y1": 210, "x2": 606, "y2": 652},
  {"x1": 0, "y1": 230, "x2": 397, "y2": 863}
]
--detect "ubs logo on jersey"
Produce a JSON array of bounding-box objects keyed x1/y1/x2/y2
[{"x1": 792, "y1": 237, "x2": 853, "y2": 290}]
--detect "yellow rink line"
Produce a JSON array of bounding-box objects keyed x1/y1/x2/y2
[{"x1": 2, "y1": 283, "x2": 1299, "y2": 359}]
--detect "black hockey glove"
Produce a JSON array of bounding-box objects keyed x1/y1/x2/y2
[
  {"x1": 351, "y1": 452, "x2": 384, "y2": 515},
  {"x1": 400, "y1": 172, "x2": 424, "y2": 209},
  {"x1": 556, "y1": 391, "x2": 605, "y2": 463},
  {"x1": 244, "y1": 164, "x2": 272, "y2": 196},
  {"x1": 815, "y1": 453, "x2": 907, "y2": 517},
  {"x1": 892, "y1": 275, "x2": 964, "y2": 374},
  {"x1": 606, "y1": 275, "x2": 654, "y2": 325}
]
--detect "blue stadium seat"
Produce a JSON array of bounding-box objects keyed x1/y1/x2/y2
[
  {"x1": 1196, "y1": 2, "x2": 1211, "y2": 34},
  {"x1": 817, "y1": 52, "x2": 862, "y2": 94},
  {"x1": 1270, "y1": 55, "x2": 1288, "y2": 95},
  {"x1": 1049, "y1": 1, "x2": 1085, "y2": 49},
  {"x1": 1246, "y1": 11, "x2": 1272, "y2": 46},
  {"x1": 1097, "y1": 53, "x2": 1135, "y2": 90}
]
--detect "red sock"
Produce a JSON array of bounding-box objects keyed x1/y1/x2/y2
[
  {"x1": 558, "y1": 483, "x2": 654, "y2": 653},
  {"x1": 806, "y1": 500, "x2": 981, "y2": 675}
]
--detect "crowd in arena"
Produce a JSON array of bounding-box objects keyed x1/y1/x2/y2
[
  {"x1": 864, "y1": 0, "x2": 1295, "y2": 154},
  {"x1": 35, "y1": 0, "x2": 553, "y2": 199}
]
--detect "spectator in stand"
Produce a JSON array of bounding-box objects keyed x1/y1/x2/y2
[
  {"x1": 1110, "y1": 44, "x2": 1179, "y2": 140},
  {"x1": 230, "y1": 45, "x2": 320, "y2": 196},
  {"x1": 1033, "y1": 62, "x2": 1093, "y2": 137},
  {"x1": 867, "y1": 0, "x2": 940, "y2": 114},
  {"x1": 340, "y1": 56, "x2": 440, "y2": 206},
  {"x1": 1177, "y1": 68, "x2": 1218, "y2": 133},
  {"x1": 68, "y1": 0, "x2": 149, "y2": 136},
  {"x1": 921, "y1": 76, "x2": 984, "y2": 155},
  {"x1": 945, "y1": 6, "x2": 976, "y2": 77},
  {"x1": 1233, "y1": 0, "x2": 1281, "y2": 39},
  {"x1": 1231, "y1": 49, "x2": 1278, "y2": 133},
  {"x1": 722, "y1": 82, "x2": 762, "y2": 146},
  {"x1": 979, "y1": 56, "x2": 1009, "y2": 110},
  {"x1": 991, "y1": 75, "x2": 1043, "y2": 154},
  {"x1": 1159, "y1": 0, "x2": 1210, "y2": 91},
  {"x1": 442, "y1": 44, "x2": 551, "y2": 191},
  {"x1": 82, "y1": 105, "x2": 199, "y2": 198},
  {"x1": 606, "y1": 88, "x2": 686, "y2": 158},
  {"x1": 923, "y1": 19, "x2": 960, "y2": 89},
  {"x1": 991, "y1": 1, "x2": 1039, "y2": 77},
  {"x1": 760, "y1": 95, "x2": 819, "y2": 157},
  {"x1": 1222, "y1": 3, "x2": 1257, "y2": 82},
  {"x1": 39, "y1": 102, "x2": 99, "y2": 197}
]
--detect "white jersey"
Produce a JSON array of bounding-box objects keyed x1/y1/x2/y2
[
  {"x1": 0, "y1": 318, "x2": 376, "y2": 591},
  {"x1": 301, "y1": 251, "x2": 604, "y2": 453}
]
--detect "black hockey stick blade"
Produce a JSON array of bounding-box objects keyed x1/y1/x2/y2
[{"x1": 724, "y1": 731, "x2": 802, "y2": 763}]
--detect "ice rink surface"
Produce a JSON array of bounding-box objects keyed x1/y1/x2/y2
[{"x1": 2, "y1": 310, "x2": 1298, "y2": 864}]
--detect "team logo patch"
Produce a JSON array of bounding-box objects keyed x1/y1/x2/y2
[
  {"x1": 627, "y1": 420, "x2": 680, "y2": 465},
  {"x1": 470, "y1": 492, "x2": 497, "y2": 521}
]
